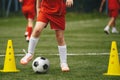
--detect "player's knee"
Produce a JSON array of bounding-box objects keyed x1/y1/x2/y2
[
  {"x1": 57, "y1": 37, "x2": 65, "y2": 45},
  {"x1": 32, "y1": 30, "x2": 40, "y2": 37}
]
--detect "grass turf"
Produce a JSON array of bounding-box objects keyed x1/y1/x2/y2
[{"x1": 0, "y1": 13, "x2": 120, "y2": 80}]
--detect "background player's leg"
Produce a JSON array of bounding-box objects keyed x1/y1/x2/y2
[{"x1": 25, "y1": 18, "x2": 34, "y2": 41}]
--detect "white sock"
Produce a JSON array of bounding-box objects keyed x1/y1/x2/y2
[
  {"x1": 28, "y1": 36, "x2": 39, "y2": 55},
  {"x1": 58, "y1": 45, "x2": 67, "y2": 64}
]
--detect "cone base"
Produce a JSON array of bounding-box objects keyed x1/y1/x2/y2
[
  {"x1": 103, "y1": 73, "x2": 120, "y2": 76},
  {"x1": 0, "y1": 69, "x2": 20, "y2": 72}
]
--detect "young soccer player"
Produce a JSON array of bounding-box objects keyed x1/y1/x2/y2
[
  {"x1": 20, "y1": 0, "x2": 74, "y2": 72},
  {"x1": 99, "y1": 0, "x2": 120, "y2": 34},
  {"x1": 19, "y1": 0, "x2": 36, "y2": 41}
]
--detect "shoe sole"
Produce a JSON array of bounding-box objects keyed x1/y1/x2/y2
[
  {"x1": 26, "y1": 37, "x2": 30, "y2": 42},
  {"x1": 24, "y1": 32, "x2": 28, "y2": 37},
  {"x1": 61, "y1": 67, "x2": 70, "y2": 72},
  {"x1": 112, "y1": 32, "x2": 119, "y2": 34},
  {"x1": 104, "y1": 30, "x2": 109, "y2": 35},
  {"x1": 26, "y1": 40, "x2": 29, "y2": 42},
  {"x1": 25, "y1": 35, "x2": 27, "y2": 37},
  {"x1": 62, "y1": 69, "x2": 70, "y2": 72}
]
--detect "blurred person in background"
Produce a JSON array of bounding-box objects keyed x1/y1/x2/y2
[
  {"x1": 99, "y1": 0, "x2": 120, "y2": 34},
  {"x1": 19, "y1": 0, "x2": 36, "y2": 42}
]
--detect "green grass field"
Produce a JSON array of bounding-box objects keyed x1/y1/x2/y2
[{"x1": 0, "y1": 13, "x2": 120, "y2": 80}]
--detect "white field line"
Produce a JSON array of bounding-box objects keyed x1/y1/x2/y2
[{"x1": 0, "y1": 53, "x2": 112, "y2": 57}]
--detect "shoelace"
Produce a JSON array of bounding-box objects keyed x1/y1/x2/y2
[
  {"x1": 22, "y1": 49, "x2": 30, "y2": 60},
  {"x1": 23, "y1": 49, "x2": 27, "y2": 54}
]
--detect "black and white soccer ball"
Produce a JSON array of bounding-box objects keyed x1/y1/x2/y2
[{"x1": 32, "y1": 57, "x2": 50, "y2": 73}]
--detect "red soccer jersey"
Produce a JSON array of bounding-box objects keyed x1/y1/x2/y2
[
  {"x1": 22, "y1": 0, "x2": 36, "y2": 11},
  {"x1": 108, "y1": 0, "x2": 119, "y2": 9},
  {"x1": 40, "y1": 0, "x2": 66, "y2": 15}
]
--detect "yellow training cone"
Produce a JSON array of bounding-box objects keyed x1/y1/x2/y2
[
  {"x1": 103, "y1": 41, "x2": 120, "y2": 76},
  {"x1": 0, "y1": 40, "x2": 20, "y2": 72}
]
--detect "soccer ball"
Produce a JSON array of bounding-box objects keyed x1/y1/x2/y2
[{"x1": 32, "y1": 57, "x2": 50, "y2": 73}]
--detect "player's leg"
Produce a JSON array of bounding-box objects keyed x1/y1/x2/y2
[
  {"x1": 111, "y1": 9, "x2": 119, "y2": 33},
  {"x1": 25, "y1": 10, "x2": 36, "y2": 41},
  {"x1": 104, "y1": 9, "x2": 119, "y2": 34},
  {"x1": 111, "y1": 19, "x2": 119, "y2": 33},
  {"x1": 25, "y1": 18, "x2": 34, "y2": 42},
  {"x1": 55, "y1": 30, "x2": 70, "y2": 72},
  {"x1": 104, "y1": 17, "x2": 114, "y2": 34},
  {"x1": 20, "y1": 2, "x2": 29, "y2": 38},
  {"x1": 22, "y1": 11, "x2": 29, "y2": 37},
  {"x1": 111, "y1": 18, "x2": 119, "y2": 34},
  {"x1": 20, "y1": 12, "x2": 49, "y2": 65},
  {"x1": 49, "y1": 13, "x2": 70, "y2": 72},
  {"x1": 20, "y1": 21, "x2": 47, "y2": 65}
]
